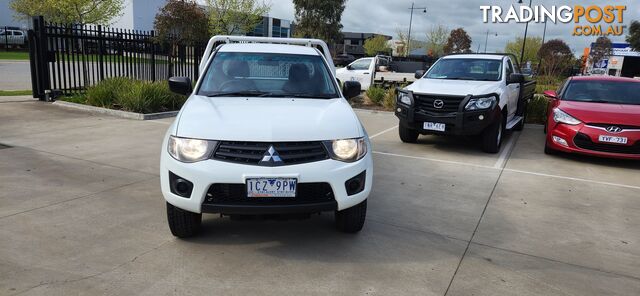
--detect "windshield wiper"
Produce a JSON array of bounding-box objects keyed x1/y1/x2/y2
[{"x1": 205, "y1": 90, "x2": 271, "y2": 97}]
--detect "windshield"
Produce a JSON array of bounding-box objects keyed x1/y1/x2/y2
[
  {"x1": 198, "y1": 52, "x2": 339, "y2": 98},
  {"x1": 563, "y1": 80, "x2": 640, "y2": 105},
  {"x1": 425, "y1": 58, "x2": 502, "y2": 81}
]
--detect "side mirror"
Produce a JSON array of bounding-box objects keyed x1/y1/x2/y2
[
  {"x1": 507, "y1": 73, "x2": 525, "y2": 84},
  {"x1": 346, "y1": 65, "x2": 353, "y2": 70},
  {"x1": 342, "y1": 81, "x2": 361, "y2": 100},
  {"x1": 543, "y1": 90, "x2": 558, "y2": 99},
  {"x1": 168, "y1": 77, "x2": 192, "y2": 96},
  {"x1": 415, "y1": 70, "x2": 425, "y2": 79}
]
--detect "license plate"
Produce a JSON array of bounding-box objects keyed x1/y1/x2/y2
[
  {"x1": 598, "y1": 135, "x2": 628, "y2": 144},
  {"x1": 247, "y1": 178, "x2": 297, "y2": 198},
  {"x1": 424, "y1": 122, "x2": 446, "y2": 132}
]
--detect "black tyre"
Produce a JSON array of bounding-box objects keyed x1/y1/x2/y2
[
  {"x1": 481, "y1": 113, "x2": 504, "y2": 154},
  {"x1": 335, "y1": 199, "x2": 367, "y2": 233},
  {"x1": 166, "y1": 202, "x2": 202, "y2": 238},
  {"x1": 544, "y1": 140, "x2": 558, "y2": 155},
  {"x1": 399, "y1": 125, "x2": 419, "y2": 143}
]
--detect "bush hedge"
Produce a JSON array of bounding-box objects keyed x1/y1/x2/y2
[
  {"x1": 365, "y1": 86, "x2": 385, "y2": 105},
  {"x1": 79, "y1": 77, "x2": 186, "y2": 113}
]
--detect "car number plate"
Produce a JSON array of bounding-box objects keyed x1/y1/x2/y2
[
  {"x1": 424, "y1": 122, "x2": 446, "y2": 132},
  {"x1": 247, "y1": 178, "x2": 297, "y2": 198},
  {"x1": 598, "y1": 135, "x2": 628, "y2": 145}
]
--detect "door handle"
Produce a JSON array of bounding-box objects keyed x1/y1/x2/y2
[{"x1": 363, "y1": 72, "x2": 370, "y2": 75}]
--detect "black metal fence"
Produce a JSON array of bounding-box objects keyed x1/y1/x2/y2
[{"x1": 28, "y1": 16, "x2": 206, "y2": 100}]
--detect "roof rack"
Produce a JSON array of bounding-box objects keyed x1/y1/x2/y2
[{"x1": 198, "y1": 35, "x2": 335, "y2": 74}]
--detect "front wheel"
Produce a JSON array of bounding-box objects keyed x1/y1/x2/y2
[
  {"x1": 399, "y1": 125, "x2": 419, "y2": 143},
  {"x1": 481, "y1": 114, "x2": 503, "y2": 154},
  {"x1": 167, "y1": 202, "x2": 202, "y2": 238},
  {"x1": 335, "y1": 200, "x2": 367, "y2": 233},
  {"x1": 544, "y1": 139, "x2": 558, "y2": 155}
]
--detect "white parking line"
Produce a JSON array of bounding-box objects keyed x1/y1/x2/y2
[
  {"x1": 493, "y1": 132, "x2": 519, "y2": 169},
  {"x1": 369, "y1": 125, "x2": 398, "y2": 139},
  {"x1": 502, "y1": 168, "x2": 640, "y2": 190},
  {"x1": 373, "y1": 150, "x2": 640, "y2": 190},
  {"x1": 372, "y1": 151, "x2": 495, "y2": 170}
]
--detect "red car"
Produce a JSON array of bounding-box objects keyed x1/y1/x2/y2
[{"x1": 544, "y1": 76, "x2": 640, "y2": 160}]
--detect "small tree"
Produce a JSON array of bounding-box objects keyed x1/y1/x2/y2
[
  {"x1": 538, "y1": 39, "x2": 573, "y2": 77},
  {"x1": 207, "y1": 0, "x2": 271, "y2": 36},
  {"x1": 155, "y1": 0, "x2": 209, "y2": 44},
  {"x1": 444, "y1": 28, "x2": 472, "y2": 54},
  {"x1": 504, "y1": 36, "x2": 542, "y2": 65},
  {"x1": 425, "y1": 24, "x2": 448, "y2": 57},
  {"x1": 11, "y1": 0, "x2": 123, "y2": 24},
  {"x1": 627, "y1": 21, "x2": 640, "y2": 51},
  {"x1": 293, "y1": 0, "x2": 346, "y2": 44},
  {"x1": 363, "y1": 35, "x2": 391, "y2": 56},
  {"x1": 589, "y1": 36, "x2": 613, "y2": 67}
]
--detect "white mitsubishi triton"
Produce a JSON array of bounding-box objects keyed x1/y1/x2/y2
[{"x1": 160, "y1": 36, "x2": 372, "y2": 237}]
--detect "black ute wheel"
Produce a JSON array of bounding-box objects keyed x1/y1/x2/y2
[
  {"x1": 335, "y1": 199, "x2": 367, "y2": 233},
  {"x1": 399, "y1": 126, "x2": 419, "y2": 143},
  {"x1": 167, "y1": 202, "x2": 202, "y2": 238},
  {"x1": 481, "y1": 112, "x2": 504, "y2": 154}
]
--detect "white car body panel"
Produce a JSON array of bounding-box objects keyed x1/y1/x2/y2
[
  {"x1": 175, "y1": 96, "x2": 362, "y2": 141},
  {"x1": 161, "y1": 38, "x2": 373, "y2": 215}
]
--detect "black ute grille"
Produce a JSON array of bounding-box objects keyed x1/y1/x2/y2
[
  {"x1": 213, "y1": 141, "x2": 329, "y2": 166},
  {"x1": 574, "y1": 133, "x2": 640, "y2": 154},
  {"x1": 414, "y1": 94, "x2": 465, "y2": 114},
  {"x1": 205, "y1": 183, "x2": 335, "y2": 205}
]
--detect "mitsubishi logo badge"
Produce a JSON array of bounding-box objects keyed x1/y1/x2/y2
[
  {"x1": 606, "y1": 126, "x2": 623, "y2": 133},
  {"x1": 259, "y1": 146, "x2": 283, "y2": 166},
  {"x1": 433, "y1": 99, "x2": 445, "y2": 109}
]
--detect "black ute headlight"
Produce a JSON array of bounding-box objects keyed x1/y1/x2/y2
[
  {"x1": 397, "y1": 90, "x2": 413, "y2": 106},
  {"x1": 168, "y1": 136, "x2": 217, "y2": 163},
  {"x1": 323, "y1": 137, "x2": 367, "y2": 162},
  {"x1": 465, "y1": 95, "x2": 497, "y2": 111}
]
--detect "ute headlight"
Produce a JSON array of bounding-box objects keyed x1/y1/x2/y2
[
  {"x1": 397, "y1": 91, "x2": 413, "y2": 106},
  {"x1": 324, "y1": 137, "x2": 368, "y2": 162},
  {"x1": 168, "y1": 136, "x2": 217, "y2": 162},
  {"x1": 465, "y1": 96, "x2": 497, "y2": 110},
  {"x1": 553, "y1": 108, "x2": 581, "y2": 125}
]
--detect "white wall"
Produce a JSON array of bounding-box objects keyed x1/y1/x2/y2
[
  {"x1": 0, "y1": 0, "x2": 29, "y2": 28},
  {"x1": 110, "y1": 0, "x2": 166, "y2": 31}
]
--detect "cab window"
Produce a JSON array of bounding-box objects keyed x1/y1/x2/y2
[{"x1": 349, "y1": 59, "x2": 372, "y2": 71}]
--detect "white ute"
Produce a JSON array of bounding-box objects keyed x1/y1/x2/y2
[
  {"x1": 395, "y1": 54, "x2": 536, "y2": 153},
  {"x1": 160, "y1": 36, "x2": 373, "y2": 237}
]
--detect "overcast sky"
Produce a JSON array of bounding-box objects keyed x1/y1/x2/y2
[{"x1": 267, "y1": 0, "x2": 639, "y2": 55}]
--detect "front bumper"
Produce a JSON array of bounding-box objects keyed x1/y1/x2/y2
[
  {"x1": 160, "y1": 143, "x2": 373, "y2": 214},
  {"x1": 547, "y1": 122, "x2": 640, "y2": 160},
  {"x1": 395, "y1": 102, "x2": 500, "y2": 135}
]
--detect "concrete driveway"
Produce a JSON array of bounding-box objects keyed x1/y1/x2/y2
[{"x1": 1, "y1": 97, "x2": 639, "y2": 295}]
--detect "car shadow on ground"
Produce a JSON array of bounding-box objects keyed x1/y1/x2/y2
[{"x1": 174, "y1": 212, "x2": 467, "y2": 264}]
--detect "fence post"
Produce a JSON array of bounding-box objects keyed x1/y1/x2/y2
[
  {"x1": 97, "y1": 25, "x2": 104, "y2": 81},
  {"x1": 28, "y1": 16, "x2": 50, "y2": 100},
  {"x1": 4, "y1": 26, "x2": 8, "y2": 51},
  {"x1": 150, "y1": 30, "x2": 156, "y2": 82}
]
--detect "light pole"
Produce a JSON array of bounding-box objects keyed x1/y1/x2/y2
[
  {"x1": 518, "y1": 0, "x2": 532, "y2": 66},
  {"x1": 484, "y1": 30, "x2": 498, "y2": 53},
  {"x1": 407, "y1": 2, "x2": 426, "y2": 56}
]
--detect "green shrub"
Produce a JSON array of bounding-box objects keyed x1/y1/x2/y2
[
  {"x1": 117, "y1": 81, "x2": 184, "y2": 113},
  {"x1": 535, "y1": 75, "x2": 562, "y2": 94},
  {"x1": 83, "y1": 77, "x2": 185, "y2": 113},
  {"x1": 86, "y1": 77, "x2": 134, "y2": 108},
  {"x1": 525, "y1": 94, "x2": 549, "y2": 124},
  {"x1": 366, "y1": 86, "x2": 385, "y2": 105},
  {"x1": 382, "y1": 87, "x2": 396, "y2": 111}
]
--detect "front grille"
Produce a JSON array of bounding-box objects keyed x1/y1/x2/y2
[
  {"x1": 574, "y1": 133, "x2": 640, "y2": 154},
  {"x1": 414, "y1": 94, "x2": 466, "y2": 114},
  {"x1": 213, "y1": 141, "x2": 329, "y2": 166},
  {"x1": 587, "y1": 123, "x2": 640, "y2": 130},
  {"x1": 204, "y1": 183, "x2": 335, "y2": 205}
]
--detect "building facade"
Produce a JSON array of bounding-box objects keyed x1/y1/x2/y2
[
  {"x1": 586, "y1": 43, "x2": 640, "y2": 78},
  {"x1": 246, "y1": 17, "x2": 291, "y2": 38}
]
